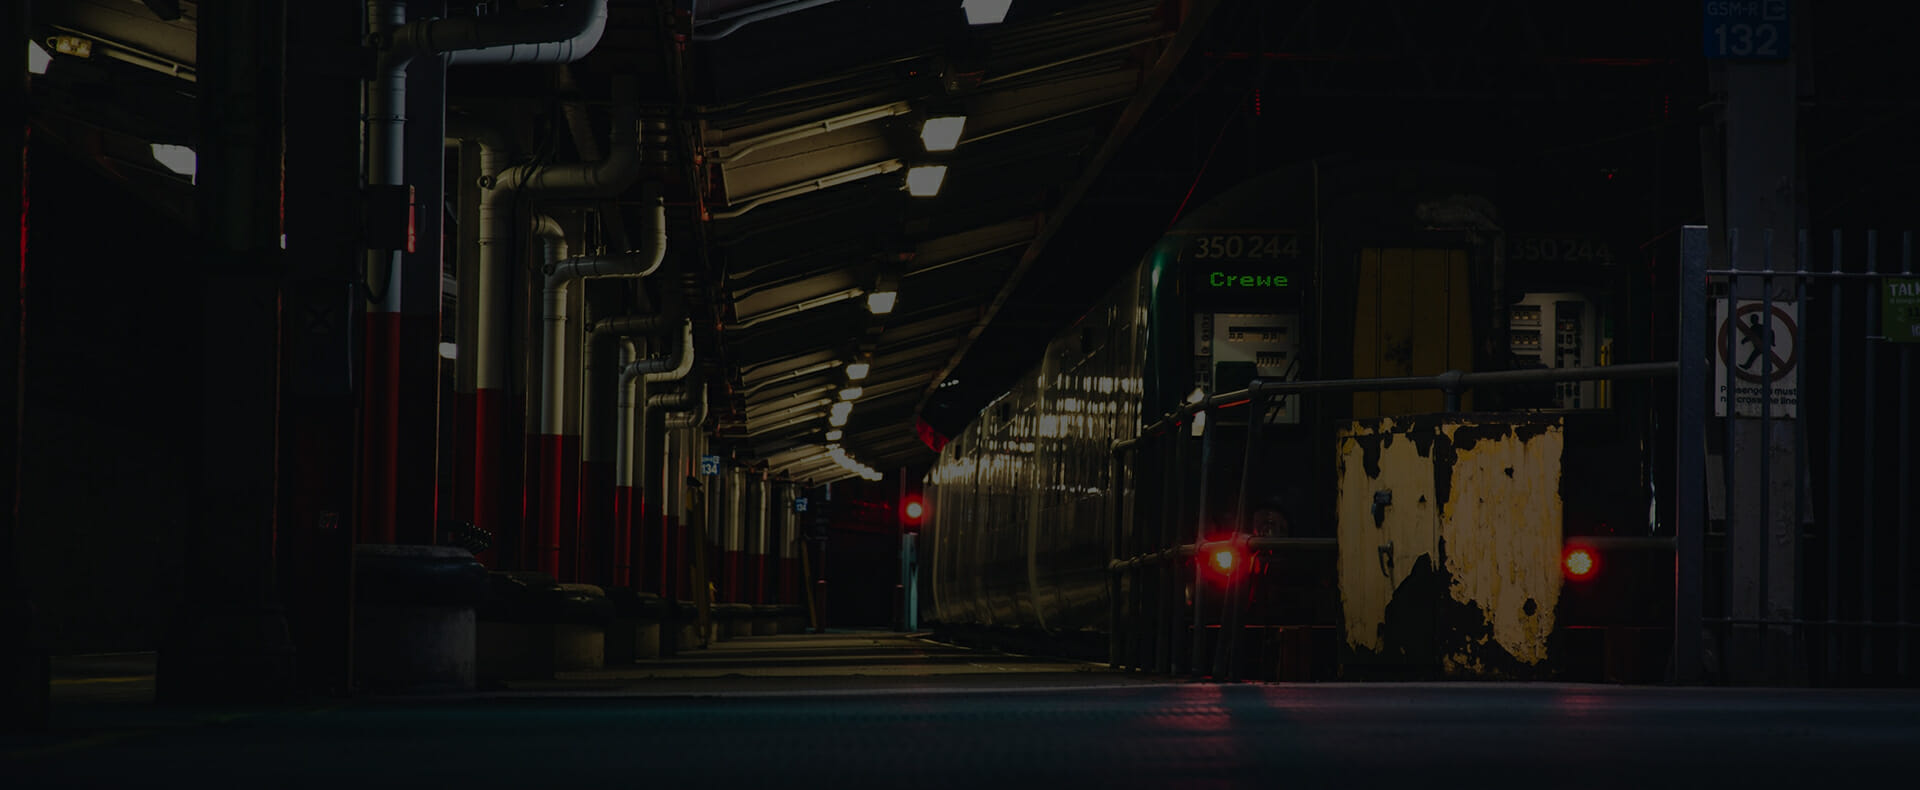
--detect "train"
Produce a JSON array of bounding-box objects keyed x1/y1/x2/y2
[{"x1": 921, "y1": 157, "x2": 1675, "y2": 681}]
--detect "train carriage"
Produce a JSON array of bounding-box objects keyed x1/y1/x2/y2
[{"x1": 924, "y1": 157, "x2": 1669, "y2": 681}]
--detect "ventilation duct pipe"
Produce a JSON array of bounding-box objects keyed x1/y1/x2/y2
[
  {"x1": 477, "y1": 86, "x2": 641, "y2": 577},
  {"x1": 533, "y1": 187, "x2": 664, "y2": 578},
  {"x1": 656, "y1": 376, "x2": 709, "y2": 429},
  {"x1": 604, "y1": 314, "x2": 692, "y2": 589},
  {"x1": 388, "y1": 0, "x2": 609, "y2": 66},
  {"x1": 368, "y1": 0, "x2": 611, "y2": 310},
  {"x1": 366, "y1": 0, "x2": 610, "y2": 552},
  {"x1": 540, "y1": 190, "x2": 668, "y2": 439}
]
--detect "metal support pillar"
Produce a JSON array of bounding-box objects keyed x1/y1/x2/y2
[
  {"x1": 1675, "y1": 227, "x2": 1708, "y2": 684},
  {"x1": 1716, "y1": 49, "x2": 1802, "y2": 684},
  {"x1": 396, "y1": 6, "x2": 448, "y2": 546},
  {"x1": 3, "y1": 0, "x2": 52, "y2": 733},
  {"x1": 279, "y1": 0, "x2": 368, "y2": 698},
  {"x1": 157, "y1": 0, "x2": 297, "y2": 704}
]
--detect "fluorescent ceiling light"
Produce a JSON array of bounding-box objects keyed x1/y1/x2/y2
[
  {"x1": 151, "y1": 143, "x2": 197, "y2": 181},
  {"x1": 920, "y1": 116, "x2": 966, "y2": 152},
  {"x1": 963, "y1": 0, "x2": 1012, "y2": 25},
  {"x1": 27, "y1": 40, "x2": 51, "y2": 75},
  {"x1": 829, "y1": 412, "x2": 848, "y2": 427},
  {"x1": 838, "y1": 386, "x2": 863, "y2": 401},
  {"x1": 866, "y1": 290, "x2": 897, "y2": 314},
  {"x1": 846, "y1": 362, "x2": 871, "y2": 380},
  {"x1": 905, "y1": 165, "x2": 947, "y2": 197},
  {"x1": 825, "y1": 429, "x2": 843, "y2": 441},
  {"x1": 51, "y1": 35, "x2": 92, "y2": 57}
]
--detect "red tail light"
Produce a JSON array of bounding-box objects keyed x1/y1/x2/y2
[
  {"x1": 1198, "y1": 538, "x2": 1244, "y2": 583},
  {"x1": 1210, "y1": 548, "x2": 1235, "y2": 573},
  {"x1": 1563, "y1": 546, "x2": 1598, "y2": 581}
]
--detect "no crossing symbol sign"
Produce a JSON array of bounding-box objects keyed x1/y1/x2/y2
[{"x1": 1715, "y1": 299, "x2": 1799, "y2": 417}]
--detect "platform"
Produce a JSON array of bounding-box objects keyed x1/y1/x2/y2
[{"x1": 7, "y1": 633, "x2": 1919, "y2": 789}]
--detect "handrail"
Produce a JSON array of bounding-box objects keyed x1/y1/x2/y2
[{"x1": 1112, "y1": 361, "x2": 1678, "y2": 455}]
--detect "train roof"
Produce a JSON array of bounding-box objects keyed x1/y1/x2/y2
[{"x1": 1169, "y1": 157, "x2": 1504, "y2": 237}]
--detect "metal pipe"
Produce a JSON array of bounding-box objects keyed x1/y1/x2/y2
[
  {"x1": 714, "y1": 100, "x2": 912, "y2": 164},
  {"x1": 541, "y1": 190, "x2": 669, "y2": 435},
  {"x1": 708, "y1": 159, "x2": 903, "y2": 220},
  {"x1": 725, "y1": 288, "x2": 867, "y2": 329},
  {"x1": 979, "y1": 34, "x2": 1177, "y2": 86},
  {"x1": 742, "y1": 360, "x2": 845, "y2": 396},
  {"x1": 692, "y1": 0, "x2": 845, "y2": 41}
]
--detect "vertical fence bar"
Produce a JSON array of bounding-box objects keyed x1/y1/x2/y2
[
  {"x1": 1218, "y1": 395, "x2": 1267, "y2": 680},
  {"x1": 1901, "y1": 232, "x2": 1913, "y2": 679},
  {"x1": 1826, "y1": 230, "x2": 1843, "y2": 681},
  {"x1": 1190, "y1": 411, "x2": 1216, "y2": 678},
  {"x1": 1161, "y1": 427, "x2": 1186, "y2": 675},
  {"x1": 1723, "y1": 229, "x2": 1740, "y2": 668},
  {"x1": 1758, "y1": 233, "x2": 1774, "y2": 653},
  {"x1": 1110, "y1": 447, "x2": 1125, "y2": 669},
  {"x1": 1676, "y1": 226, "x2": 1708, "y2": 684},
  {"x1": 1794, "y1": 230, "x2": 1811, "y2": 677},
  {"x1": 1863, "y1": 230, "x2": 1879, "y2": 677}
]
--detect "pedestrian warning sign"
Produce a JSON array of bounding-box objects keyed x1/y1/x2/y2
[
  {"x1": 1886, "y1": 279, "x2": 1920, "y2": 344},
  {"x1": 1715, "y1": 299, "x2": 1798, "y2": 417}
]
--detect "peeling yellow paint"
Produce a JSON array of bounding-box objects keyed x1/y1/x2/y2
[
  {"x1": 1335, "y1": 418, "x2": 1437, "y2": 654},
  {"x1": 1336, "y1": 415, "x2": 1569, "y2": 676},
  {"x1": 1437, "y1": 420, "x2": 1564, "y2": 666}
]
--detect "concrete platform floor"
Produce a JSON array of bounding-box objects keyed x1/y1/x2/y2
[{"x1": 7, "y1": 631, "x2": 1920, "y2": 789}]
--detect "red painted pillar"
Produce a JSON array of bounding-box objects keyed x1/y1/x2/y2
[
  {"x1": 528, "y1": 432, "x2": 575, "y2": 578},
  {"x1": 577, "y1": 456, "x2": 613, "y2": 583},
  {"x1": 360, "y1": 310, "x2": 402, "y2": 545},
  {"x1": 610, "y1": 484, "x2": 633, "y2": 587}
]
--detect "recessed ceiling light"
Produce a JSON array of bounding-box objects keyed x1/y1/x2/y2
[
  {"x1": 27, "y1": 40, "x2": 51, "y2": 75},
  {"x1": 962, "y1": 0, "x2": 1013, "y2": 25},
  {"x1": 905, "y1": 165, "x2": 947, "y2": 197},
  {"x1": 920, "y1": 116, "x2": 966, "y2": 151}
]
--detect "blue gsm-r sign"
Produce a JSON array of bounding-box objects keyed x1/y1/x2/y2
[{"x1": 1704, "y1": 0, "x2": 1789, "y2": 59}]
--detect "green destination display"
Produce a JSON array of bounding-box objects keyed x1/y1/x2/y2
[
  {"x1": 1886, "y1": 278, "x2": 1920, "y2": 343},
  {"x1": 1207, "y1": 271, "x2": 1289, "y2": 289}
]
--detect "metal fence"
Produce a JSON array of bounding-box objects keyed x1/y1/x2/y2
[{"x1": 1676, "y1": 226, "x2": 1918, "y2": 686}]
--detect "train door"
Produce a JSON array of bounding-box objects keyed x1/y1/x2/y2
[{"x1": 1350, "y1": 247, "x2": 1475, "y2": 417}]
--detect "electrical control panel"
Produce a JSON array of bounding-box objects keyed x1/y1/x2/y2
[
  {"x1": 1509, "y1": 292, "x2": 1597, "y2": 409},
  {"x1": 1195, "y1": 312, "x2": 1301, "y2": 423}
]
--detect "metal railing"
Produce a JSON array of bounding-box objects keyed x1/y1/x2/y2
[
  {"x1": 1107, "y1": 361, "x2": 1677, "y2": 681},
  {"x1": 1677, "y1": 226, "x2": 1917, "y2": 686}
]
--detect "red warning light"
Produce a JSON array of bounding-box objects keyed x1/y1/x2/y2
[
  {"x1": 901, "y1": 494, "x2": 925, "y2": 530},
  {"x1": 1563, "y1": 546, "x2": 1598, "y2": 581}
]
